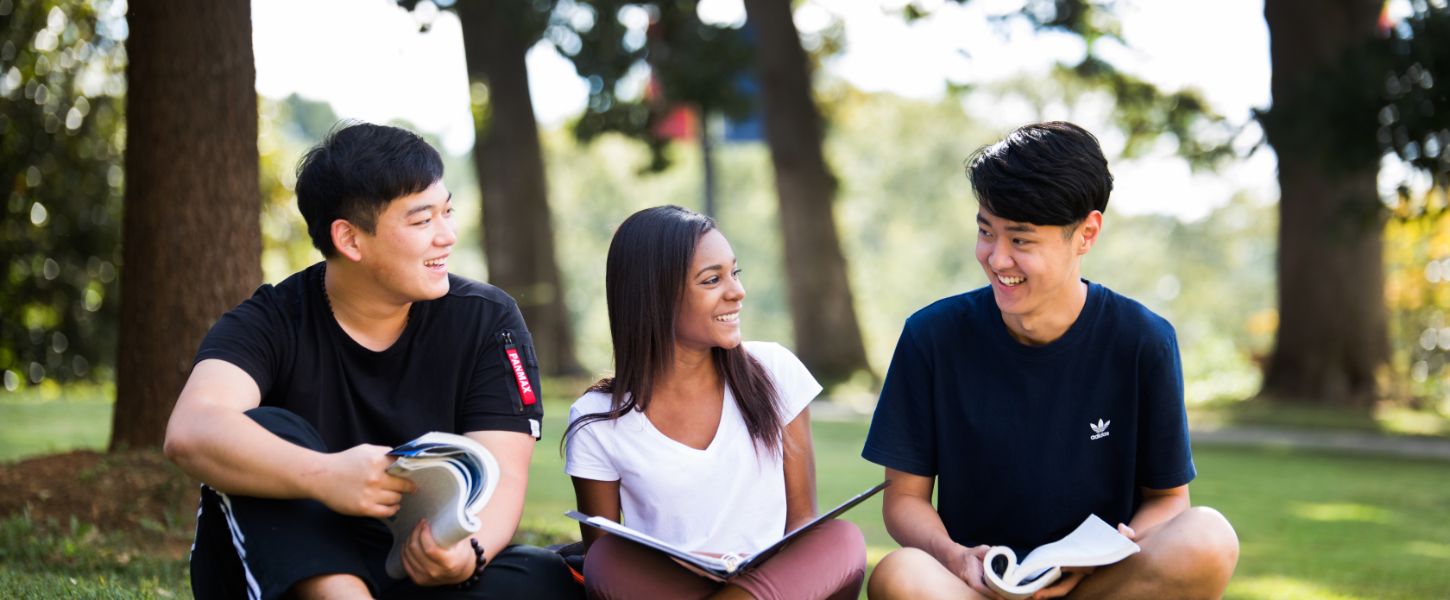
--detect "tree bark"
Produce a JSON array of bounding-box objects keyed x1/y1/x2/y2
[
  {"x1": 1260, "y1": 0, "x2": 1387, "y2": 409},
  {"x1": 456, "y1": 1, "x2": 582, "y2": 377},
  {"x1": 742, "y1": 0, "x2": 871, "y2": 385},
  {"x1": 113, "y1": 0, "x2": 261, "y2": 449}
]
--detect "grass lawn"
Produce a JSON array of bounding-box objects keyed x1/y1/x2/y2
[{"x1": 3, "y1": 391, "x2": 1449, "y2": 598}]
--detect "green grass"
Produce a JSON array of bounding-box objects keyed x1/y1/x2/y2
[
  {"x1": 4, "y1": 390, "x2": 1450, "y2": 598},
  {"x1": 0, "y1": 386, "x2": 114, "y2": 461},
  {"x1": 0, "y1": 511, "x2": 191, "y2": 599},
  {"x1": 1190, "y1": 396, "x2": 1450, "y2": 437}
]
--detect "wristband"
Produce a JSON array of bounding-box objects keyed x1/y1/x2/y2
[{"x1": 454, "y1": 538, "x2": 487, "y2": 589}]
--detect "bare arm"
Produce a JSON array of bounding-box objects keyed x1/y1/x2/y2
[
  {"x1": 882, "y1": 468, "x2": 960, "y2": 567},
  {"x1": 467, "y1": 430, "x2": 535, "y2": 563},
  {"x1": 782, "y1": 407, "x2": 818, "y2": 531},
  {"x1": 571, "y1": 476, "x2": 622, "y2": 549},
  {"x1": 883, "y1": 467, "x2": 1000, "y2": 596},
  {"x1": 1128, "y1": 485, "x2": 1190, "y2": 536},
  {"x1": 163, "y1": 359, "x2": 411, "y2": 517}
]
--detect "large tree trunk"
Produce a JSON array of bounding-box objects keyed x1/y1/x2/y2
[
  {"x1": 456, "y1": 2, "x2": 582, "y2": 377},
  {"x1": 1260, "y1": 0, "x2": 1387, "y2": 409},
  {"x1": 742, "y1": 0, "x2": 871, "y2": 385},
  {"x1": 113, "y1": 0, "x2": 261, "y2": 449}
]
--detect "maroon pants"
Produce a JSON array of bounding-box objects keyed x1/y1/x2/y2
[{"x1": 582, "y1": 519, "x2": 866, "y2": 600}]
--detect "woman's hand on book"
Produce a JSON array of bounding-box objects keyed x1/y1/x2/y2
[
  {"x1": 312, "y1": 444, "x2": 416, "y2": 518},
  {"x1": 402, "y1": 519, "x2": 476, "y2": 586}
]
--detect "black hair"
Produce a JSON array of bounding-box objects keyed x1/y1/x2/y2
[
  {"x1": 563, "y1": 206, "x2": 784, "y2": 454},
  {"x1": 294, "y1": 121, "x2": 444, "y2": 257},
  {"x1": 966, "y1": 121, "x2": 1113, "y2": 228}
]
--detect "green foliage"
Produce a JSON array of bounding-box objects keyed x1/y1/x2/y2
[
  {"x1": 557, "y1": 0, "x2": 755, "y2": 173},
  {"x1": 1380, "y1": 4, "x2": 1450, "y2": 191},
  {"x1": 900, "y1": 0, "x2": 1233, "y2": 168},
  {"x1": 1062, "y1": 58, "x2": 1235, "y2": 168},
  {"x1": 257, "y1": 94, "x2": 343, "y2": 282},
  {"x1": 1385, "y1": 196, "x2": 1450, "y2": 413},
  {"x1": 1260, "y1": 3, "x2": 1450, "y2": 193},
  {"x1": 0, "y1": 0, "x2": 126, "y2": 389}
]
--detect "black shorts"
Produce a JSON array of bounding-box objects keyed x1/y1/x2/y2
[{"x1": 188, "y1": 407, "x2": 582, "y2": 600}]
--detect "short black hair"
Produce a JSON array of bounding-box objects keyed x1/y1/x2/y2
[
  {"x1": 294, "y1": 121, "x2": 444, "y2": 257},
  {"x1": 965, "y1": 121, "x2": 1113, "y2": 227}
]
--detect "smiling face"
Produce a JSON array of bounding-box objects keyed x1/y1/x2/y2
[
  {"x1": 675, "y1": 229, "x2": 745, "y2": 353},
  {"x1": 975, "y1": 207, "x2": 1099, "y2": 329},
  {"x1": 352, "y1": 180, "x2": 457, "y2": 303}
]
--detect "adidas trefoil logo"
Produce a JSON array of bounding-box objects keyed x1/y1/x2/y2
[{"x1": 1089, "y1": 419, "x2": 1111, "y2": 441}]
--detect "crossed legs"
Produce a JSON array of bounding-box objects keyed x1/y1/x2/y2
[{"x1": 868, "y1": 507, "x2": 1239, "y2": 600}]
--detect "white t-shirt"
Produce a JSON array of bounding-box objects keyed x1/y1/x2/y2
[{"x1": 564, "y1": 341, "x2": 821, "y2": 555}]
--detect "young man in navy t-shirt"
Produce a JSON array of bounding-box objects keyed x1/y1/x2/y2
[{"x1": 863, "y1": 122, "x2": 1238, "y2": 600}]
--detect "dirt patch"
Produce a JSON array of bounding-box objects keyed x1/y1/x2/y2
[{"x1": 0, "y1": 450, "x2": 200, "y2": 559}]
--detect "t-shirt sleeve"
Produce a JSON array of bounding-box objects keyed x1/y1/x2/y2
[
  {"x1": 192, "y1": 286, "x2": 285, "y2": 396},
  {"x1": 459, "y1": 298, "x2": 545, "y2": 439},
  {"x1": 861, "y1": 322, "x2": 937, "y2": 476},
  {"x1": 563, "y1": 401, "x2": 620, "y2": 482},
  {"x1": 1136, "y1": 326, "x2": 1196, "y2": 489},
  {"x1": 756, "y1": 342, "x2": 821, "y2": 423}
]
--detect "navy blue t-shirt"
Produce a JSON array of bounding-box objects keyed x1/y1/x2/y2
[
  {"x1": 861, "y1": 282, "x2": 1195, "y2": 555},
  {"x1": 194, "y1": 262, "x2": 544, "y2": 452}
]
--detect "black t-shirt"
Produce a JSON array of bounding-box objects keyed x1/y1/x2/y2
[
  {"x1": 194, "y1": 262, "x2": 544, "y2": 451},
  {"x1": 861, "y1": 282, "x2": 1195, "y2": 555}
]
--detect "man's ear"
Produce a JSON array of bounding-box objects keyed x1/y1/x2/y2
[
  {"x1": 331, "y1": 219, "x2": 364, "y2": 262},
  {"x1": 1077, "y1": 210, "x2": 1103, "y2": 255}
]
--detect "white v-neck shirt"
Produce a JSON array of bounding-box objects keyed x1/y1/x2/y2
[{"x1": 564, "y1": 341, "x2": 821, "y2": 554}]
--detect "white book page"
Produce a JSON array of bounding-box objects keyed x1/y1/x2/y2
[
  {"x1": 1016, "y1": 515, "x2": 1140, "y2": 576},
  {"x1": 573, "y1": 514, "x2": 732, "y2": 573}
]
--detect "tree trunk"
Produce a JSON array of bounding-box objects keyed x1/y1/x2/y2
[
  {"x1": 456, "y1": 1, "x2": 582, "y2": 377},
  {"x1": 113, "y1": 0, "x2": 261, "y2": 449},
  {"x1": 742, "y1": 0, "x2": 871, "y2": 385},
  {"x1": 1260, "y1": 0, "x2": 1387, "y2": 409}
]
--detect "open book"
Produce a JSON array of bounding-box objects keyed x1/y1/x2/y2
[
  {"x1": 381, "y1": 432, "x2": 500, "y2": 580},
  {"x1": 983, "y1": 514, "x2": 1140, "y2": 600},
  {"x1": 567, "y1": 481, "x2": 887, "y2": 582}
]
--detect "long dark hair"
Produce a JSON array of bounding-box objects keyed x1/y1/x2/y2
[{"x1": 564, "y1": 206, "x2": 784, "y2": 453}]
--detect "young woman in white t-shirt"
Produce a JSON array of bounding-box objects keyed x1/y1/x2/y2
[{"x1": 563, "y1": 205, "x2": 866, "y2": 600}]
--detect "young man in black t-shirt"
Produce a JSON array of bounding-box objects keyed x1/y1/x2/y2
[
  {"x1": 863, "y1": 122, "x2": 1239, "y2": 600},
  {"x1": 165, "y1": 123, "x2": 581, "y2": 599}
]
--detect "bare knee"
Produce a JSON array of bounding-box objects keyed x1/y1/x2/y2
[
  {"x1": 289, "y1": 573, "x2": 371, "y2": 600},
  {"x1": 869, "y1": 548, "x2": 980, "y2": 600},
  {"x1": 869, "y1": 548, "x2": 934, "y2": 599},
  {"x1": 1182, "y1": 506, "x2": 1239, "y2": 577},
  {"x1": 1151, "y1": 506, "x2": 1239, "y2": 598}
]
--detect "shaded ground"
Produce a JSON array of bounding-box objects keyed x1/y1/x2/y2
[{"x1": 0, "y1": 449, "x2": 199, "y2": 560}]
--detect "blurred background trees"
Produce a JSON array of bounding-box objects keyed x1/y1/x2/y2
[
  {"x1": 1258, "y1": 0, "x2": 1450, "y2": 409},
  {"x1": 452, "y1": 0, "x2": 584, "y2": 377},
  {"x1": 1, "y1": 0, "x2": 126, "y2": 393},
  {"x1": 4, "y1": 0, "x2": 1450, "y2": 445}
]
